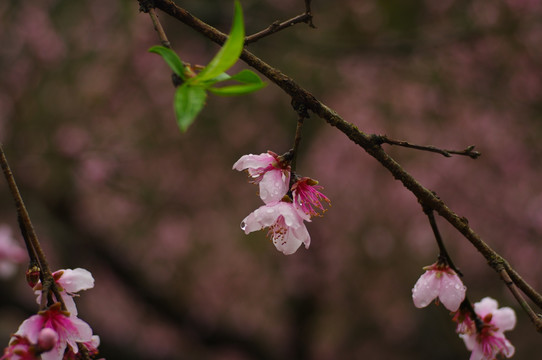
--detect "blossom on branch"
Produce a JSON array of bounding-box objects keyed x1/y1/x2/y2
[
  {"x1": 291, "y1": 177, "x2": 331, "y2": 217},
  {"x1": 412, "y1": 261, "x2": 466, "y2": 312},
  {"x1": 456, "y1": 297, "x2": 516, "y2": 360},
  {"x1": 233, "y1": 152, "x2": 290, "y2": 204},
  {"x1": 11, "y1": 303, "x2": 94, "y2": 360},
  {"x1": 34, "y1": 268, "x2": 95, "y2": 316},
  {"x1": 241, "y1": 200, "x2": 310, "y2": 255}
]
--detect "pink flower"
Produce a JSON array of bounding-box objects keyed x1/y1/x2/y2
[
  {"x1": 233, "y1": 152, "x2": 290, "y2": 204},
  {"x1": 241, "y1": 201, "x2": 311, "y2": 255},
  {"x1": 1, "y1": 335, "x2": 36, "y2": 360},
  {"x1": 0, "y1": 225, "x2": 26, "y2": 278},
  {"x1": 63, "y1": 335, "x2": 101, "y2": 359},
  {"x1": 412, "y1": 262, "x2": 466, "y2": 311},
  {"x1": 458, "y1": 297, "x2": 516, "y2": 360},
  {"x1": 13, "y1": 303, "x2": 93, "y2": 360},
  {"x1": 34, "y1": 268, "x2": 94, "y2": 316},
  {"x1": 291, "y1": 177, "x2": 331, "y2": 216}
]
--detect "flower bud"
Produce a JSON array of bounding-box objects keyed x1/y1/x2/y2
[
  {"x1": 26, "y1": 265, "x2": 40, "y2": 288},
  {"x1": 37, "y1": 328, "x2": 58, "y2": 352}
]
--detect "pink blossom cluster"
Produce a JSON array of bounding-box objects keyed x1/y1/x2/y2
[
  {"x1": 233, "y1": 151, "x2": 330, "y2": 255},
  {"x1": 455, "y1": 297, "x2": 516, "y2": 360},
  {"x1": 2, "y1": 268, "x2": 102, "y2": 360},
  {"x1": 412, "y1": 263, "x2": 516, "y2": 359},
  {"x1": 0, "y1": 225, "x2": 26, "y2": 278}
]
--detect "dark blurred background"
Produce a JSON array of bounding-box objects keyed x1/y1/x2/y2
[{"x1": 1, "y1": 0, "x2": 541, "y2": 359}]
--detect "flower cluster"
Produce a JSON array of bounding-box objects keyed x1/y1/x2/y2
[
  {"x1": 234, "y1": 151, "x2": 330, "y2": 255},
  {"x1": 412, "y1": 262, "x2": 516, "y2": 359},
  {"x1": 455, "y1": 297, "x2": 516, "y2": 360},
  {"x1": 2, "y1": 268, "x2": 102, "y2": 360}
]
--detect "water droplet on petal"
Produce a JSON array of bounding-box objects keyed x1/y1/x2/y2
[{"x1": 240, "y1": 221, "x2": 247, "y2": 231}]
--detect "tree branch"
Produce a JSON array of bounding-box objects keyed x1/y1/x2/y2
[{"x1": 146, "y1": 0, "x2": 542, "y2": 323}]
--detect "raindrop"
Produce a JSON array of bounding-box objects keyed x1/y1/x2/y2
[{"x1": 240, "y1": 221, "x2": 246, "y2": 231}]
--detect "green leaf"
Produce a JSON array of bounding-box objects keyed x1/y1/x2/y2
[
  {"x1": 174, "y1": 84, "x2": 207, "y2": 131},
  {"x1": 208, "y1": 69, "x2": 266, "y2": 95},
  {"x1": 229, "y1": 69, "x2": 263, "y2": 84},
  {"x1": 208, "y1": 82, "x2": 266, "y2": 96},
  {"x1": 201, "y1": 72, "x2": 232, "y2": 86},
  {"x1": 149, "y1": 45, "x2": 187, "y2": 80},
  {"x1": 195, "y1": 0, "x2": 244, "y2": 82}
]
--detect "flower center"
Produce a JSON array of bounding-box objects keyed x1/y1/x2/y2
[{"x1": 268, "y1": 216, "x2": 288, "y2": 246}]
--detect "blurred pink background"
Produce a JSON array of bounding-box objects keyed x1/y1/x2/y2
[{"x1": 1, "y1": 0, "x2": 542, "y2": 359}]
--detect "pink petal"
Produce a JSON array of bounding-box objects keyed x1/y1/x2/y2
[
  {"x1": 63, "y1": 316, "x2": 93, "y2": 352},
  {"x1": 232, "y1": 153, "x2": 274, "y2": 171},
  {"x1": 273, "y1": 230, "x2": 303, "y2": 255},
  {"x1": 15, "y1": 314, "x2": 44, "y2": 343},
  {"x1": 412, "y1": 271, "x2": 440, "y2": 308},
  {"x1": 61, "y1": 293, "x2": 79, "y2": 316},
  {"x1": 474, "y1": 297, "x2": 498, "y2": 317},
  {"x1": 273, "y1": 219, "x2": 310, "y2": 255},
  {"x1": 492, "y1": 307, "x2": 516, "y2": 332},
  {"x1": 259, "y1": 170, "x2": 289, "y2": 204},
  {"x1": 57, "y1": 268, "x2": 94, "y2": 293},
  {"x1": 290, "y1": 222, "x2": 310, "y2": 249},
  {"x1": 459, "y1": 333, "x2": 477, "y2": 352},
  {"x1": 501, "y1": 337, "x2": 515, "y2": 357},
  {"x1": 241, "y1": 203, "x2": 281, "y2": 234},
  {"x1": 438, "y1": 273, "x2": 466, "y2": 312},
  {"x1": 41, "y1": 342, "x2": 66, "y2": 360},
  {"x1": 467, "y1": 344, "x2": 485, "y2": 360}
]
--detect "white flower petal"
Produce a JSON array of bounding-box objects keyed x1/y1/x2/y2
[
  {"x1": 273, "y1": 229, "x2": 303, "y2": 255},
  {"x1": 412, "y1": 271, "x2": 440, "y2": 308},
  {"x1": 259, "y1": 170, "x2": 289, "y2": 204},
  {"x1": 241, "y1": 203, "x2": 281, "y2": 234},
  {"x1": 492, "y1": 307, "x2": 517, "y2": 332},
  {"x1": 15, "y1": 314, "x2": 43, "y2": 343},
  {"x1": 438, "y1": 273, "x2": 466, "y2": 312},
  {"x1": 474, "y1": 297, "x2": 498, "y2": 317},
  {"x1": 58, "y1": 268, "x2": 94, "y2": 293},
  {"x1": 232, "y1": 153, "x2": 274, "y2": 171},
  {"x1": 290, "y1": 222, "x2": 310, "y2": 249}
]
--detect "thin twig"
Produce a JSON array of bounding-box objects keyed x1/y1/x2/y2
[
  {"x1": 0, "y1": 144, "x2": 66, "y2": 311},
  {"x1": 245, "y1": 0, "x2": 314, "y2": 45},
  {"x1": 245, "y1": 13, "x2": 314, "y2": 45},
  {"x1": 424, "y1": 209, "x2": 462, "y2": 276},
  {"x1": 499, "y1": 268, "x2": 542, "y2": 332},
  {"x1": 149, "y1": 7, "x2": 171, "y2": 48},
  {"x1": 504, "y1": 261, "x2": 542, "y2": 314},
  {"x1": 289, "y1": 100, "x2": 309, "y2": 174},
  {"x1": 373, "y1": 135, "x2": 481, "y2": 159},
  {"x1": 148, "y1": 0, "x2": 542, "y2": 327},
  {"x1": 458, "y1": 298, "x2": 484, "y2": 333}
]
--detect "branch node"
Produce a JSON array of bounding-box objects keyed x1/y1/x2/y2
[
  {"x1": 172, "y1": 73, "x2": 183, "y2": 87},
  {"x1": 291, "y1": 99, "x2": 309, "y2": 119},
  {"x1": 138, "y1": 0, "x2": 155, "y2": 13}
]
